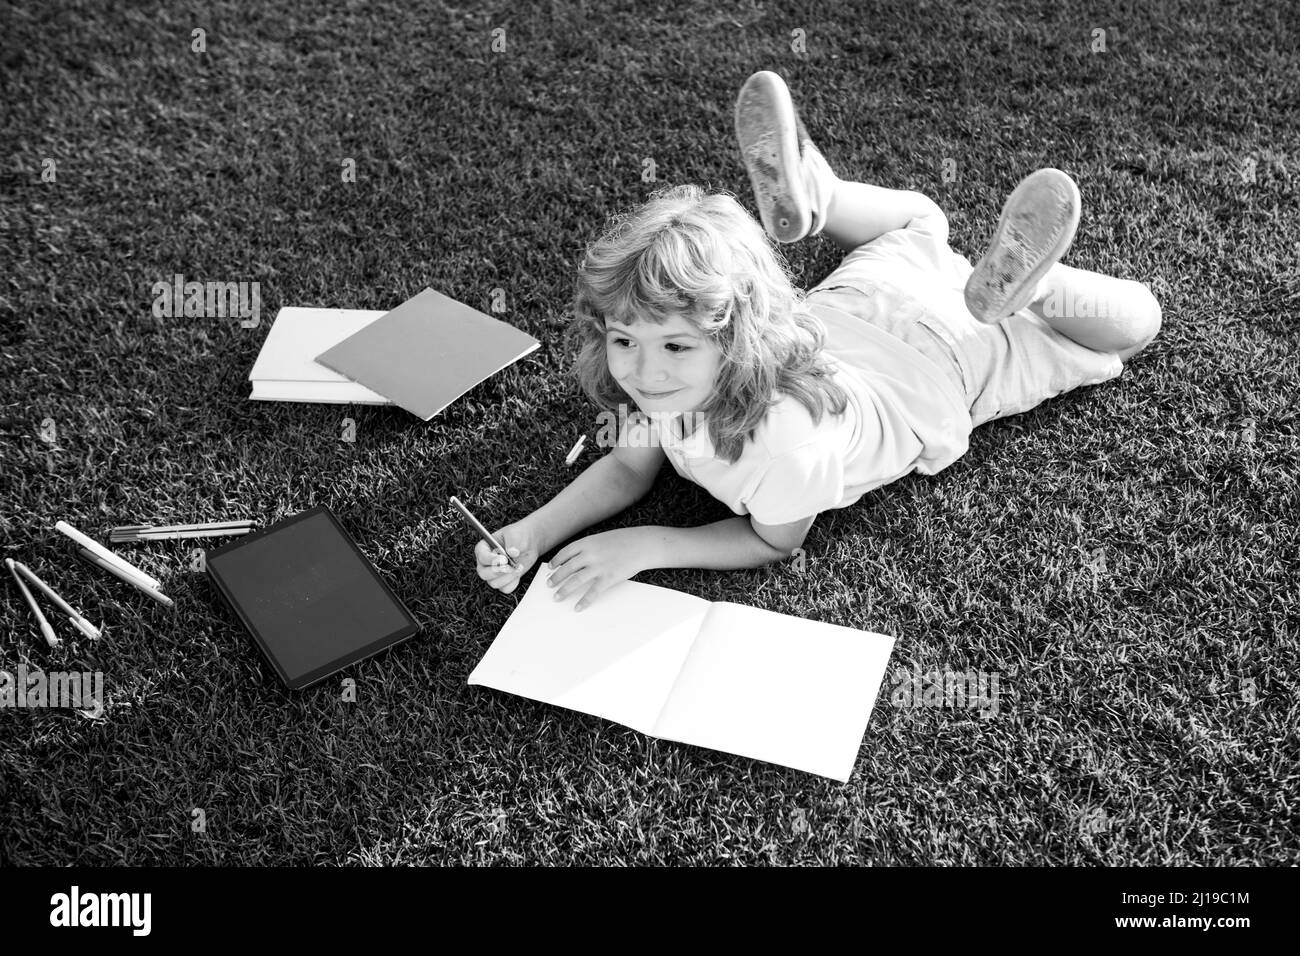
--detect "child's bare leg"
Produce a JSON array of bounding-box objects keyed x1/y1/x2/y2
[
  {"x1": 820, "y1": 176, "x2": 947, "y2": 251},
  {"x1": 1027, "y1": 263, "x2": 1162, "y2": 361}
]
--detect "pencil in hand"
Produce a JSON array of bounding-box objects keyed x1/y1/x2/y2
[{"x1": 450, "y1": 496, "x2": 521, "y2": 571}]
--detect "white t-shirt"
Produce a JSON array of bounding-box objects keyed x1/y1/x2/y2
[{"x1": 649, "y1": 296, "x2": 973, "y2": 525}]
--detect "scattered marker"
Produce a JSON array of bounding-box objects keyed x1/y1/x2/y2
[
  {"x1": 12, "y1": 560, "x2": 100, "y2": 640},
  {"x1": 564, "y1": 434, "x2": 587, "y2": 466},
  {"x1": 6, "y1": 558, "x2": 60, "y2": 649}
]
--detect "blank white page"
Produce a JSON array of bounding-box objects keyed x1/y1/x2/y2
[
  {"x1": 249, "y1": 307, "x2": 388, "y2": 393},
  {"x1": 650, "y1": 602, "x2": 895, "y2": 782},
  {"x1": 467, "y1": 563, "x2": 710, "y2": 733}
]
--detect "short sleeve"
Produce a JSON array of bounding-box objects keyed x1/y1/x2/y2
[{"x1": 743, "y1": 444, "x2": 846, "y2": 525}]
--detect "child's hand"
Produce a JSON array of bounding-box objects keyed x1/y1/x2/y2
[
  {"x1": 474, "y1": 520, "x2": 542, "y2": 595},
  {"x1": 546, "y1": 528, "x2": 648, "y2": 611}
]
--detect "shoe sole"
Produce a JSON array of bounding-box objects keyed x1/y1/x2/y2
[
  {"x1": 734, "y1": 71, "x2": 809, "y2": 243},
  {"x1": 964, "y1": 168, "x2": 1081, "y2": 322}
]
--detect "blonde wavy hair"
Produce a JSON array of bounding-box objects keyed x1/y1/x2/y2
[{"x1": 566, "y1": 183, "x2": 848, "y2": 465}]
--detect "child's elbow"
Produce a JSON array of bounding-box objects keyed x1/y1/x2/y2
[
  {"x1": 752, "y1": 514, "x2": 816, "y2": 561},
  {"x1": 769, "y1": 540, "x2": 803, "y2": 561}
]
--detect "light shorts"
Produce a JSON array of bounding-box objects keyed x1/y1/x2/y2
[{"x1": 805, "y1": 231, "x2": 1125, "y2": 428}]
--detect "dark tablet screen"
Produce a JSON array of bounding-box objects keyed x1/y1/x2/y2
[{"x1": 206, "y1": 507, "x2": 419, "y2": 688}]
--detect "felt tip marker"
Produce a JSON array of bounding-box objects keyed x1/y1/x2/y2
[
  {"x1": 6, "y1": 558, "x2": 60, "y2": 649},
  {"x1": 12, "y1": 560, "x2": 101, "y2": 639},
  {"x1": 54, "y1": 520, "x2": 161, "y2": 590},
  {"x1": 76, "y1": 548, "x2": 174, "y2": 608},
  {"x1": 564, "y1": 434, "x2": 587, "y2": 466}
]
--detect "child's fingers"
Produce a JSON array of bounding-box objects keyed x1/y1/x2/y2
[
  {"x1": 474, "y1": 553, "x2": 507, "y2": 578},
  {"x1": 552, "y1": 567, "x2": 594, "y2": 602},
  {"x1": 574, "y1": 582, "x2": 605, "y2": 612},
  {"x1": 500, "y1": 547, "x2": 528, "y2": 572},
  {"x1": 550, "y1": 542, "x2": 582, "y2": 571},
  {"x1": 486, "y1": 567, "x2": 522, "y2": 591},
  {"x1": 476, "y1": 539, "x2": 524, "y2": 570},
  {"x1": 476, "y1": 550, "x2": 520, "y2": 579},
  {"x1": 474, "y1": 539, "x2": 500, "y2": 567},
  {"x1": 546, "y1": 551, "x2": 588, "y2": 588},
  {"x1": 475, "y1": 534, "x2": 532, "y2": 592},
  {"x1": 476, "y1": 563, "x2": 513, "y2": 583}
]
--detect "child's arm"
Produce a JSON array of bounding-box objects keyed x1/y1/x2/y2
[
  {"x1": 822, "y1": 181, "x2": 947, "y2": 249},
  {"x1": 530, "y1": 447, "x2": 661, "y2": 554},
  {"x1": 546, "y1": 512, "x2": 815, "y2": 611},
  {"x1": 474, "y1": 433, "x2": 664, "y2": 594},
  {"x1": 640, "y1": 514, "x2": 815, "y2": 568}
]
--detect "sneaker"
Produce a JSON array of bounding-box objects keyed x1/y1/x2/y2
[
  {"x1": 964, "y1": 168, "x2": 1081, "y2": 322},
  {"x1": 734, "y1": 70, "x2": 834, "y2": 243}
]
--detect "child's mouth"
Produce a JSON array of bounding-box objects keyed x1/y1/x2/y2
[{"x1": 639, "y1": 386, "x2": 683, "y2": 399}]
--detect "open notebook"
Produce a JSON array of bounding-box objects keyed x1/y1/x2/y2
[{"x1": 468, "y1": 563, "x2": 896, "y2": 782}]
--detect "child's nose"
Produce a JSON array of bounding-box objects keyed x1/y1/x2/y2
[{"x1": 636, "y1": 351, "x2": 666, "y2": 381}]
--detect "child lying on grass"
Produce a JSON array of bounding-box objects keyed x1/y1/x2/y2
[{"x1": 473, "y1": 70, "x2": 1161, "y2": 610}]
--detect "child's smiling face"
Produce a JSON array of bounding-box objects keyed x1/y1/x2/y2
[{"x1": 605, "y1": 312, "x2": 723, "y2": 415}]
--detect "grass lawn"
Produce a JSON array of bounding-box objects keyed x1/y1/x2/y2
[{"x1": 1, "y1": 0, "x2": 1297, "y2": 865}]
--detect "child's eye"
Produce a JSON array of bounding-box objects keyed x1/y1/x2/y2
[
  {"x1": 610, "y1": 337, "x2": 633, "y2": 348},
  {"x1": 666, "y1": 343, "x2": 692, "y2": 353}
]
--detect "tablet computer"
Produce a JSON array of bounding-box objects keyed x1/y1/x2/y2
[{"x1": 205, "y1": 506, "x2": 420, "y2": 689}]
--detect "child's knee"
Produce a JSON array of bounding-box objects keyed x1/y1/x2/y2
[
  {"x1": 1131, "y1": 281, "x2": 1162, "y2": 346},
  {"x1": 916, "y1": 191, "x2": 944, "y2": 216},
  {"x1": 911, "y1": 193, "x2": 949, "y2": 241},
  {"x1": 917, "y1": 193, "x2": 946, "y2": 225},
  {"x1": 1114, "y1": 282, "x2": 1161, "y2": 361}
]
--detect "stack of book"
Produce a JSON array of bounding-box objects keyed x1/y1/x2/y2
[
  {"x1": 248, "y1": 308, "x2": 391, "y2": 405},
  {"x1": 248, "y1": 287, "x2": 541, "y2": 420}
]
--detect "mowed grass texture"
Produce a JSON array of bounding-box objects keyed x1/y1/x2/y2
[{"x1": 1, "y1": 0, "x2": 1297, "y2": 865}]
